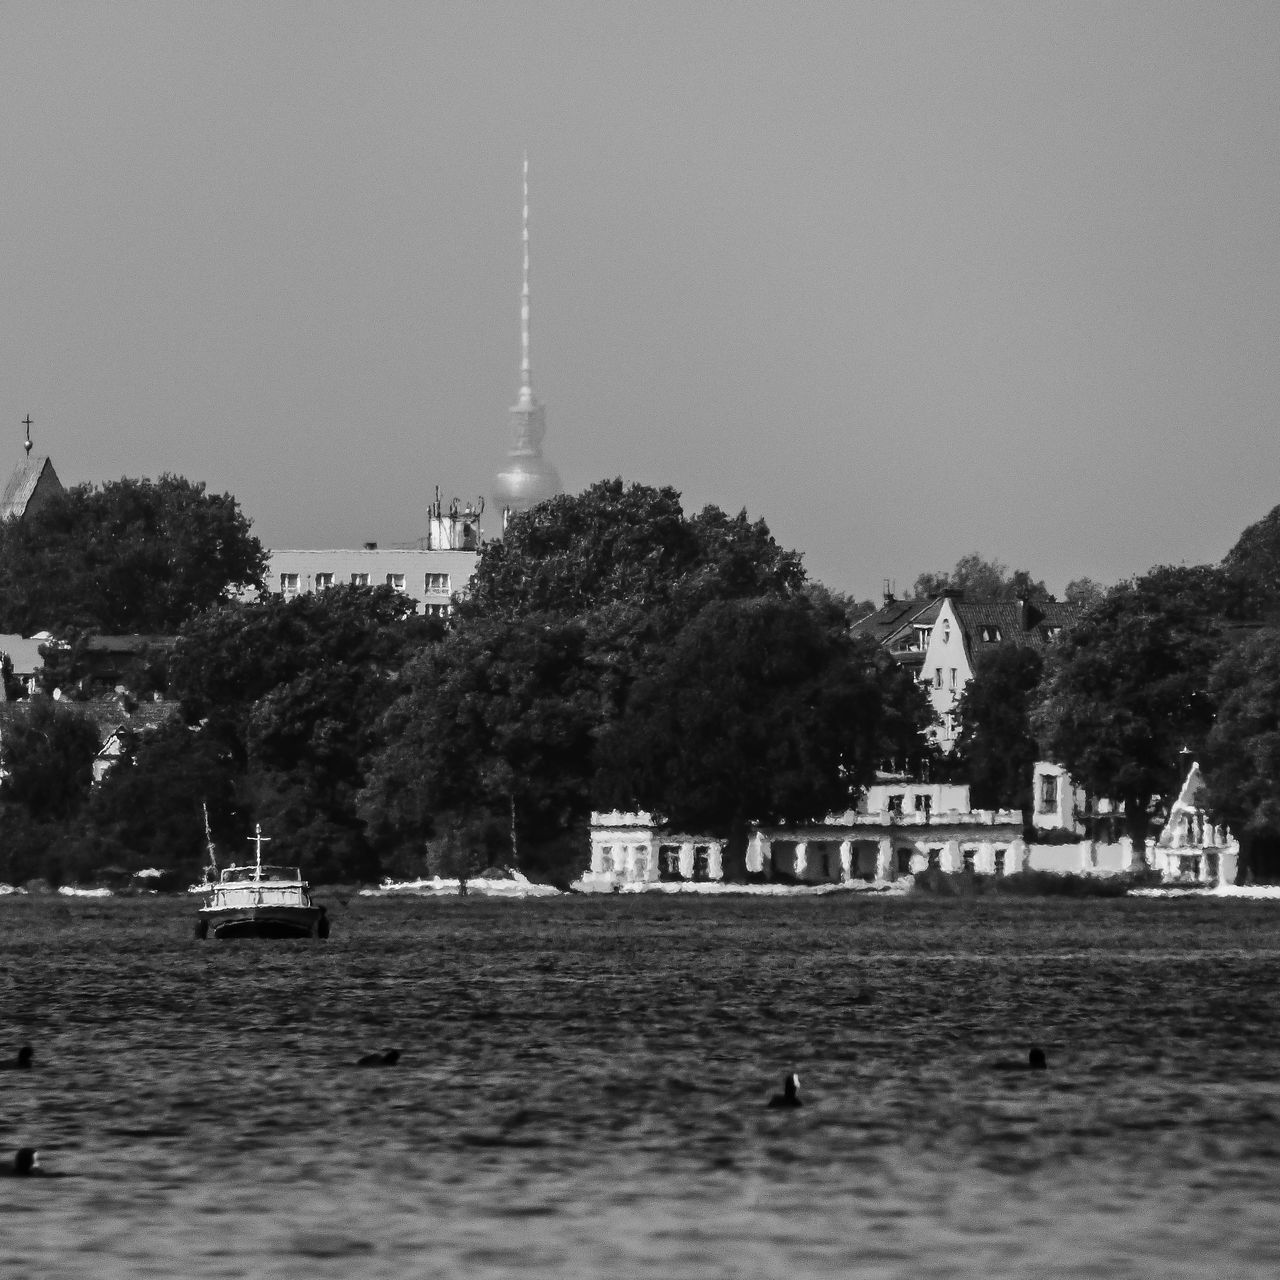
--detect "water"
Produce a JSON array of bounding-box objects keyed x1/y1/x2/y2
[{"x1": 3, "y1": 893, "x2": 1280, "y2": 1278}]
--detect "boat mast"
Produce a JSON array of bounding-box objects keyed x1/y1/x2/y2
[
  {"x1": 250, "y1": 824, "x2": 270, "y2": 880},
  {"x1": 202, "y1": 802, "x2": 218, "y2": 877}
]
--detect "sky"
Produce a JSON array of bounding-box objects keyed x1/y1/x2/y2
[{"x1": 1, "y1": 1, "x2": 1277, "y2": 602}]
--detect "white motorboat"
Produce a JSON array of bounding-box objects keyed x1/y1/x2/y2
[{"x1": 196, "y1": 826, "x2": 329, "y2": 940}]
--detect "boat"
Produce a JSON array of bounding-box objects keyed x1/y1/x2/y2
[{"x1": 196, "y1": 825, "x2": 329, "y2": 940}]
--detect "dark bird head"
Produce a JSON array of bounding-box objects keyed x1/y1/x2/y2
[
  {"x1": 1028, "y1": 1046, "x2": 1047, "y2": 1070},
  {"x1": 768, "y1": 1071, "x2": 803, "y2": 1107},
  {"x1": 16, "y1": 1045, "x2": 33, "y2": 1069},
  {"x1": 12, "y1": 1148, "x2": 39, "y2": 1176}
]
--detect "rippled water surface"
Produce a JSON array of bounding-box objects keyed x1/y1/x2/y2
[{"x1": 3, "y1": 893, "x2": 1280, "y2": 1278}]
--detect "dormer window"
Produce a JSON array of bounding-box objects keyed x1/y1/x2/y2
[{"x1": 980, "y1": 624, "x2": 1003, "y2": 642}]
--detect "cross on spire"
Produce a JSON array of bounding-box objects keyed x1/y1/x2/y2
[{"x1": 22, "y1": 415, "x2": 32, "y2": 456}]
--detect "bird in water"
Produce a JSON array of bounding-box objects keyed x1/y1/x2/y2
[
  {"x1": 3, "y1": 1148, "x2": 62, "y2": 1177},
  {"x1": 767, "y1": 1072, "x2": 803, "y2": 1107},
  {"x1": 993, "y1": 1046, "x2": 1047, "y2": 1071},
  {"x1": 0, "y1": 1045, "x2": 33, "y2": 1070},
  {"x1": 356, "y1": 1048, "x2": 401, "y2": 1067}
]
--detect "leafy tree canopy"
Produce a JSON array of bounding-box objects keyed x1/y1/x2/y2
[
  {"x1": 953, "y1": 644, "x2": 1045, "y2": 817},
  {"x1": 170, "y1": 584, "x2": 441, "y2": 880},
  {"x1": 1064, "y1": 577, "x2": 1107, "y2": 609},
  {"x1": 0, "y1": 474, "x2": 267, "y2": 635},
  {"x1": 1201, "y1": 628, "x2": 1280, "y2": 880},
  {"x1": 359, "y1": 612, "x2": 604, "y2": 872},
  {"x1": 1033, "y1": 564, "x2": 1229, "y2": 845},
  {"x1": 85, "y1": 718, "x2": 239, "y2": 878},
  {"x1": 1222, "y1": 503, "x2": 1280, "y2": 620},
  {"x1": 460, "y1": 478, "x2": 805, "y2": 622},
  {"x1": 913, "y1": 553, "x2": 1050, "y2": 602},
  {"x1": 0, "y1": 697, "x2": 101, "y2": 822},
  {"x1": 593, "y1": 596, "x2": 933, "y2": 879},
  {"x1": 171, "y1": 584, "x2": 436, "y2": 727}
]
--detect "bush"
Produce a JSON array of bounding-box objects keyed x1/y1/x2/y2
[{"x1": 910, "y1": 866, "x2": 1158, "y2": 898}]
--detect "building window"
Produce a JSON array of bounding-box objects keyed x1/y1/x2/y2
[
  {"x1": 425, "y1": 572, "x2": 451, "y2": 594},
  {"x1": 386, "y1": 573, "x2": 406, "y2": 592},
  {"x1": 1039, "y1": 774, "x2": 1058, "y2": 812},
  {"x1": 942, "y1": 622, "x2": 951, "y2": 643},
  {"x1": 896, "y1": 848, "x2": 913, "y2": 875},
  {"x1": 949, "y1": 668, "x2": 957, "y2": 689},
  {"x1": 425, "y1": 603, "x2": 450, "y2": 619},
  {"x1": 913, "y1": 794, "x2": 931, "y2": 814},
  {"x1": 315, "y1": 572, "x2": 334, "y2": 590},
  {"x1": 1046, "y1": 626, "x2": 1062, "y2": 642},
  {"x1": 887, "y1": 793, "x2": 904, "y2": 816},
  {"x1": 913, "y1": 625, "x2": 930, "y2": 649},
  {"x1": 350, "y1": 573, "x2": 369, "y2": 587},
  {"x1": 935, "y1": 668, "x2": 943, "y2": 688},
  {"x1": 696, "y1": 844, "x2": 716, "y2": 885},
  {"x1": 962, "y1": 848, "x2": 976, "y2": 872},
  {"x1": 980, "y1": 625, "x2": 1003, "y2": 642},
  {"x1": 279, "y1": 573, "x2": 299, "y2": 598},
  {"x1": 993, "y1": 848, "x2": 1006, "y2": 876}
]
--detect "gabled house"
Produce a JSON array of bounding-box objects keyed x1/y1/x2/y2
[
  {"x1": 906, "y1": 592, "x2": 1081, "y2": 750},
  {"x1": 86, "y1": 699, "x2": 180, "y2": 783},
  {"x1": 849, "y1": 594, "x2": 942, "y2": 684}
]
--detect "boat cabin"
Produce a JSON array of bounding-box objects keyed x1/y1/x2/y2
[{"x1": 218, "y1": 864, "x2": 304, "y2": 884}]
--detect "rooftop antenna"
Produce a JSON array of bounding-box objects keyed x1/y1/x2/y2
[{"x1": 22, "y1": 414, "x2": 32, "y2": 457}]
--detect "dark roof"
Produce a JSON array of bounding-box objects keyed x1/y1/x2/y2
[
  {"x1": 850, "y1": 598, "x2": 939, "y2": 651},
  {"x1": 0, "y1": 455, "x2": 62, "y2": 521},
  {"x1": 0, "y1": 696, "x2": 178, "y2": 745},
  {"x1": 950, "y1": 598, "x2": 1083, "y2": 656}
]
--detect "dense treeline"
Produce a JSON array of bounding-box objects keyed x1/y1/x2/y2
[{"x1": 5, "y1": 472, "x2": 1280, "y2": 887}]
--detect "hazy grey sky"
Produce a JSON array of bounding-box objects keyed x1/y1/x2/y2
[{"x1": 2, "y1": 2, "x2": 1277, "y2": 600}]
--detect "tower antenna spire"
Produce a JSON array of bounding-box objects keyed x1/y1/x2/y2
[
  {"x1": 519, "y1": 150, "x2": 532, "y2": 408},
  {"x1": 494, "y1": 153, "x2": 562, "y2": 520}
]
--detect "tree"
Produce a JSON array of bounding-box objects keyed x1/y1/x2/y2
[
  {"x1": 593, "y1": 596, "x2": 933, "y2": 880},
  {"x1": 360, "y1": 613, "x2": 604, "y2": 881},
  {"x1": 0, "y1": 697, "x2": 101, "y2": 821},
  {"x1": 83, "y1": 718, "x2": 239, "y2": 879},
  {"x1": 1033, "y1": 565, "x2": 1229, "y2": 849},
  {"x1": 912, "y1": 553, "x2": 1050, "y2": 603},
  {"x1": 1201, "y1": 628, "x2": 1280, "y2": 882},
  {"x1": 1222, "y1": 503, "x2": 1280, "y2": 621},
  {"x1": 459, "y1": 478, "x2": 805, "y2": 623},
  {"x1": 953, "y1": 644, "x2": 1045, "y2": 820},
  {"x1": 0, "y1": 474, "x2": 267, "y2": 635},
  {"x1": 1064, "y1": 577, "x2": 1106, "y2": 609},
  {"x1": 170, "y1": 584, "x2": 441, "y2": 880}
]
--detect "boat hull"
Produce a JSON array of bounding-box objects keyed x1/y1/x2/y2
[{"x1": 199, "y1": 905, "x2": 327, "y2": 940}]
